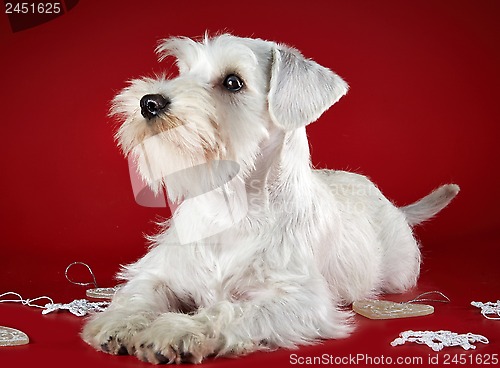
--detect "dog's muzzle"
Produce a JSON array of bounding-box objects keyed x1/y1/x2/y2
[{"x1": 140, "y1": 94, "x2": 170, "y2": 120}]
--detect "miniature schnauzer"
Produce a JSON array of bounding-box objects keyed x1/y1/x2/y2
[{"x1": 82, "y1": 34, "x2": 459, "y2": 364}]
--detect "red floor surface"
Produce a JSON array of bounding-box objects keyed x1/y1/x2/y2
[
  {"x1": 1, "y1": 235, "x2": 499, "y2": 368},
  {"x1": 1, "y1": 1, "x2": 499, "y2": 367}
]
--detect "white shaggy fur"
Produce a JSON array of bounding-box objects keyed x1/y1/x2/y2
[{"x1": 82, "y1": 34, "x2": 459, "y2": 364}]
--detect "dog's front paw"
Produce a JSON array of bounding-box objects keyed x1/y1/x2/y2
[
  {"x1": 134, "y1": 332, "x2": 206, "y2": 364},
  {"x1": 81, "y1": 310, "x2": 152, "y2": 356},
  {"x1": 133, "y1": 313, "x2": 222, "y2": 364}
]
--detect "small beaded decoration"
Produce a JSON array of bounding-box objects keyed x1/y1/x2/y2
[
  {"x1": 0, "y1": 326, "x2": 29, "y2": 346},
  {"x1": 352, "y1": 291, "x2": 450, "y2": 320}
]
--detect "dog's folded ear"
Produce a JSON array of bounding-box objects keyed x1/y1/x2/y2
[{"x1": 268, "y1": 45, "x2": 348, "y2": 130}]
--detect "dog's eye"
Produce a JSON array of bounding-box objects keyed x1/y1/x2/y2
[{"x1": 223, "y1": 74, "x2": 244, "y2": 92}]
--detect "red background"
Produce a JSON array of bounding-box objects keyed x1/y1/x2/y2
[{"x1": 1, "y1": 1, "x2": 499, "y2": 367}]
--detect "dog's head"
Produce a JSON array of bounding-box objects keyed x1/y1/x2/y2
[{"x1": 112, "y1": 34, "x2": 348, "y2": 200}]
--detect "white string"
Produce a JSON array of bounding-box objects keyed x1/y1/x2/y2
[
  {"x1": 65, "y1": 261, "x2": 99, "y2": 287},
  {"x1": 405, "y1": 291, "x2": 450, "y2": 304},
  {"x1": 0, "y1": 263, "x2": 113, "y2": 318},
  {"x1": 0, "y1": 292, "x2": 54, "y2": 309},
  {"x1": 0, "y1": 291, "x2": 109, "y2": 317}
]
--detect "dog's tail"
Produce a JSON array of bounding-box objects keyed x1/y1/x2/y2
[{"x1": 401, "y1": 184, "x2": 460, "y2": 226}]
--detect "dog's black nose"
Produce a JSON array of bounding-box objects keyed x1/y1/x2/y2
[{"x1": 140, "y1": 94, "x2": 170, "y2": 120}]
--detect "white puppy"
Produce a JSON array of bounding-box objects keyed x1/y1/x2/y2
[{"x1": 82, "y1": 34, "x2": 459, "y2": 364}]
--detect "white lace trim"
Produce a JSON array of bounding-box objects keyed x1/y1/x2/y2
[
  {"x1": 471, "y1": 300, "x2": 500, "y2": 320},
  {"x1": 391, "y1": 330, "x2": 489, "y2": 351}
]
